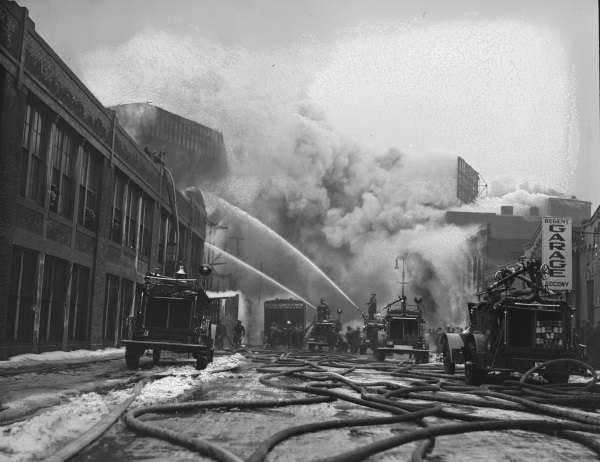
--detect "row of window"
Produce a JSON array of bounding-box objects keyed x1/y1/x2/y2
[
  {"x1": 8, "y1": 247, "x2": 90, "y2": 344},
  {"x1": 7, "y1": 244, "x2": 210, "y2": 348},
  {"x1": 21, "y1": 99, "x2": 205, "y2": 273},
  {"x1": 21, "y1": 101, "x2": 101, "y2": 230},
  {"x1": 110, "y1": 171, "x2": 153, "y2": 257},
  {"x1": 153, "y1": 115, "x2": 221, "y2": 158},
  {"x1": 7, "y1": 246, "x2": 141, "y2": 347}
]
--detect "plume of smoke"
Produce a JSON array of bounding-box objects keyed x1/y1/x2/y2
[{"x1": 82, "y1": 29, "x2": 572, "y2": 330}]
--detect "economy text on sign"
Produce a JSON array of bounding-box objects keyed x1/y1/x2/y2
[{"x1": 541, "y1": 216, "x2": 572, "y2": 290}]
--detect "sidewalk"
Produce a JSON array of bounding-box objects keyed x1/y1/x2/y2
[{"x1": 0, "y1": 348, "x2": 125, "y2": 376}]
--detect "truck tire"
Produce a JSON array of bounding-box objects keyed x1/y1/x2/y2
[
  {"x1": 308, "y1": 343, "x2": 315, "y2": 352},
  {"x1": 152, "y1": 349, "x2": 161, "y2": 365},
  {"x1": 542, "y1": 372, "x2": 570, "y2": 384},
  {"x1": 125, "y1": 347, "x2": 141, "y2": 370},
  {"x1": 195, "y1": 356, "x2": 208, "y2": 370},
  {"x1": 416, "y1": 351, "x2": 429, "y2": 364},
  {"x1": 375, "y1": 350, "x2": 386, "y2": 362},
  {"x1": 465, "y1": 363, "x2": 486, "y2": 386},
  {"x1": 443, "y1": 343, "x2": 455, "y2": 374}
]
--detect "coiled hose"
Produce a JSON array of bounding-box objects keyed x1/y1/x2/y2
[{"x1": 119, "y1": 351, "x2": 600, "y2": 461}]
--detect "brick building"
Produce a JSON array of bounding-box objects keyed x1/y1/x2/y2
[
  {"x1": 447, "y1": 197, "x2": 591, "y2": 292},
  {"x1": 0, "y1": 1, "x2": 209, "y2": 359},
  {"x1": 111, "y1": 103, "x2": 228, "y2": 190},
  {"x1": 566, "y1": 205, "x2": 600, "y2": 327}
]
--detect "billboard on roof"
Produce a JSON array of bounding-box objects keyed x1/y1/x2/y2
[{"x1": 457, "y1": 157, "x2": 480, "y2": 204}]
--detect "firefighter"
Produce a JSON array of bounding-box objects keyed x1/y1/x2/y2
[
  {"x1": 346, "y1": 326, "x2": 360, "y2": 353},
  {"x1": 589, "y1": 321, "x2": 600, "y2": 368},
  {"x1": 345, "y1": 326, "x2": 354, "y2": 351},
  {"x1": 337, "y1": 328, "x2": 348, "y2": 352},
  {"x1": 268, "y1": 322, "x2": 279, "y2": 348},
  {"x1": 294, "y1": 325, "x2": 304, "y2": 348},
  {"x1": 327, "y1": 325, "x2": 338, "y2": 352},
  {"x1": 215, "y1": 323, "x2": 226, "y2": 350},
  {"x1": 367, "y1": 293, "x2": 377, "y2": 320},
  {"x1": 233, "y1": 320, "x2": 245, "y2": 347},
  {"x1": 317, "y1": 298, "x2": 330, "y2": 322}
]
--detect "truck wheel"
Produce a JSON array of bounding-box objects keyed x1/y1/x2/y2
[
  {"x1": 416, "y1": 352, "x2": 430, "y2": 364},
  {"x1": 443, "y1": 344, "x2": 455, "y2": 374},
  {"x1": 359, "y1": 346, "x2": 367, "y2": 354},
  {"x1": 465, "y1": 364, "x2": 486, "y2": 386},
  {"x1": 375, "y1": 351, "x2": 386, "y2": 362},
  {"x1": 152, "y1": 349, "x2": 161, "y2": 365},
  {"x1": 125, "y1": 348, "x2": 141, "y2": 370},
  {"x1": 195, "y1": 357, "x2": 208, "y2": 370},
  {"x1": 308, "y1": 343, "x2": 315, "y2": 352},
  {"x1": 542, "y1": 372, "x2": 570, "y2": 384}
]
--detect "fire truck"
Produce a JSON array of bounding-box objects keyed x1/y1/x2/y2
[
  {"x1": 305, "y1": 300, "x2": 341, "y2": 351},
  {"x1": 441, "y1": 259, "x2": 582, "y2": 385},
  {"x1": 371, "y1": 296, "x2": 429, "y2": 362},
  {"x1": 122, "y1": 265, "x2": 214, "y2": 370},
  {"x1": 263, "y1": 299, "x2": 306, "y2": 348}
]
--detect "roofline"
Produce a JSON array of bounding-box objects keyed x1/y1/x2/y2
[{"x1": 111, "y1": 102, "x2": 223, "y2": 138}]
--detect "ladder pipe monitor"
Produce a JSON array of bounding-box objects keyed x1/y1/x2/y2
[{"x1": 164, "y1": 165, "x2": 180, "y2": 265}]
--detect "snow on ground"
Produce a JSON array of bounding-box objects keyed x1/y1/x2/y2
[
  {"x1": 125, "y1": 353, "x2": 245, "y2": 406},
  {"x1": 0, "y1": 348, "x2": 124, "y2": 369},
  {"x1": 0, "y1": 354, "x2": 244, "y2": 462},
  {"x1": 206, "y1": 290, "x2": 240, "y2": 299},
  {"x1": 0, "y1": 392, "x2": 111, "y2": 462}
]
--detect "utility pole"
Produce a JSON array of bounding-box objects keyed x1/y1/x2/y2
[
  {"x1": 394, "y1": 255, "x2": 408, "y2": 300},
  {"x1": 395, "y1": 255, "x2": 408, "y2": 313},
  {"x1": 256, "y1": 261, "x2": 263, "y2": 345},
  {"x1": 226, "y1": 235, "x2": 244, "y2": 289}
]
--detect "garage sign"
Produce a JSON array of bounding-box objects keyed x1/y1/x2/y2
[{"x1": 541, "y1": 216, "x2": 572, "y2": 290}]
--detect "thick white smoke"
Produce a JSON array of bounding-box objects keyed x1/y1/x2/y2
[{"x1": 81, "y1": 25, "x2": 576, "y2": 329}]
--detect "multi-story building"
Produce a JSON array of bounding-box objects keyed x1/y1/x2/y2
[
  {"x1": 447, "y1": 197, "x2": 591, "y2": 290},
  {"x1": 0, "y1": 1, "x2": 209, "y2": 359},
  {"x1": 572, "y1": 205, "x2": 600, "y2": 327},
  {"x1": 112, "y1": 102, "x2": 233, "y2": 290},
  {"x1": 111, "y1": 102, "x2": 228, "y2": 190}
]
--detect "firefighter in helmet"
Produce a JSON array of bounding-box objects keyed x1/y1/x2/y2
[
  {"x1": 233, "y1": 320, "x2": 245, "y2": 347},
  {"x1": 367, "y1": 293, "x2": 377, "y2": 320},
  {"x1": 317, "y1": 298, "x2": 330, "y2": 322}
]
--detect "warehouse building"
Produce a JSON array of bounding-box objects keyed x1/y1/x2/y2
[
  {"x1": 111, "y1": 102, "x2": 228, "y2": 189},
  {"x1": 0, "y1": 1, "x2": 209, "y2": 359}
]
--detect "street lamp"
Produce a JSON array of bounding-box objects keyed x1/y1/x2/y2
[{"x1": 286, "y1": 320, "x2": 292, "y2": 350}]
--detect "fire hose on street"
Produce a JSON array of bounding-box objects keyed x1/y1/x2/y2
[{"x1": 115, "y1": 351, "x2": 600, "y2": 462}]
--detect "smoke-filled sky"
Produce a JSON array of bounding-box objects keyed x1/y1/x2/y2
[
  {"x1": 20, "y1": 0, "x2": 600, "y2": 202},
  {"x1": 20, "y1": 0, "x2": 600, "y2": 325}
]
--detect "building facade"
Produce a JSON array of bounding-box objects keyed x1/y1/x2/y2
[
  {"x1": 111, "y1": 103, "x2": 228, "y2": 190},
  {"x1": 447, "y1": 197, "x2": 591, "y2": 295},
  {"x1": 0, "y1": 1, "x2": 208, "y2": 359},
  {"x1": 112, "y1": 102, "x2": 233, "y2": 293},
  {"x1": 574, "y1": 205, "x2": 600, "y2": 327}
]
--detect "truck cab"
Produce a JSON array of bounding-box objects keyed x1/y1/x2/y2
[
  {"x1": 306, "y1": 320, "x2": 339, "y2": 351},
  {"x1": 372, "y1": 297, "x2": 429, "y2": 362}
]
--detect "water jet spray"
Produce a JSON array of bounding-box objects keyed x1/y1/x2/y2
[
  {"x1": 205, "y1": 242, "x2": 316, "y2": 310},
  {"x1": 201, "y1": 192, "x2": 363, "y2": 315}
]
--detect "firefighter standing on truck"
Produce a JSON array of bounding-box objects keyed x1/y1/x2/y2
[
  {"x1": 317, "y1": 298, "x2": 330, "y2": 322},
  {"x1": 367, "y1": 293, "x2": 377, "y2": 320}
]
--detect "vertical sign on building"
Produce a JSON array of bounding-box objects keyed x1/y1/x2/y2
[{"x1": 541, "y1": 216, "x2": 572, "y2": 290}]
